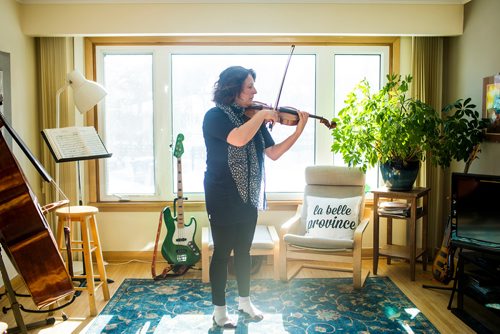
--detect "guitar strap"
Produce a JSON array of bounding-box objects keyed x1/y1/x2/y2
[{"x1": 151, "y1": 211, "x2": 191, "y2": 280}]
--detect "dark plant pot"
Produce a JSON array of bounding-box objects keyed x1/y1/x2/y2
[{"x1": 380, "y1": 160, "x2": 420, "y2": 191}]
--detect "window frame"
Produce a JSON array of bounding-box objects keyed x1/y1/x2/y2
[{"x1": 84, "y1": 36, "x2": 399, "y2": 208}]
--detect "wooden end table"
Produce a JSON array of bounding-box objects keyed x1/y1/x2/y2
[{"x1": 372, "y1": 187, "x2": 430, "y2": 281}]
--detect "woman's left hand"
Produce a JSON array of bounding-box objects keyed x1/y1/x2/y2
[{"x1": 265, "y1": 110, "x2": 310, "y2": 161}]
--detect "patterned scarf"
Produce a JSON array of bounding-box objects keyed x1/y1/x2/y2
[{"x1": 217, "y1": 103, "x2": 266, "y2": 209}]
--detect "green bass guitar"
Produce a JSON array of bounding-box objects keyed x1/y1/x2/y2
[{"x1": 161, "y1": 134, "x2": 200, "y2": 266}]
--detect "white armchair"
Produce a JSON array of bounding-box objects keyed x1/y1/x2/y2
[{"x1": 279, "y1": 165, "x2": 370, "y2": 289}]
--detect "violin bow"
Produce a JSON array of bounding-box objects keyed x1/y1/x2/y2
[
  {"x1": 268, "y1": 45, "x2": 295, "y2": 130},
  {"x1": 269, "y1": 44, "x2": 336, "y2": 130},
  {"x1": 274, "y1": 45, "x2": 295, "y2": 111}
]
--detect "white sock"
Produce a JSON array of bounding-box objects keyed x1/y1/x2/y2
[
  {"x1": 213, "y1": 305, "x2": 232, "y2": 326},
  {"x1": 238, "y1": 296, "x2": 263, "y2": 318}
]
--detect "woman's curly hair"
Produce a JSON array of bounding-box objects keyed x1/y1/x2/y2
[{"x1": 213, "y1": 66, "x2": 256, "y2": 105}]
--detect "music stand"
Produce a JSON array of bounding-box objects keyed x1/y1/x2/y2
[{"x1": 41, "y1": 126, "x2": 112, "y2": 205}]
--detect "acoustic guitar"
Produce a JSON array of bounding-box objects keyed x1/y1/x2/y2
[
  {"x1": 431, "y1": 216, "x2": 456, "y2": 284},
  {"x1": 161, "y1": 134, "x2": 200, "y2": 266}
]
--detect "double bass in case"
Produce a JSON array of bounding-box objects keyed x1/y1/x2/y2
[{"x1": 0, "y1": 112, "x2": 74, "y2": 309}]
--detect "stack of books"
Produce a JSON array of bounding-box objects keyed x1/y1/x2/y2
[{"x1": 378, "y1": 201, "x2": 413, "y2": 217}]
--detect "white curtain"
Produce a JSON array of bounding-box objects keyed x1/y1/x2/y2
[
  {"x1": 37, "y1": 37, "x2": 76, "y2": 229},
  {"x1": 410, "y1": 36, "x2": 446, "y2": 253}
]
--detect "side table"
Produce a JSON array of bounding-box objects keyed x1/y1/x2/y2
[{"x1": 372, "y1": 187, "x2": 430, "y2": 281}]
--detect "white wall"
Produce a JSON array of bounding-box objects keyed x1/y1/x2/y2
[
  {"x1": 19, "y1": 2, "x2": 464, "y2": 37},
  {"x1": 0, "y1": 0, "x2": 39, "y2": 283},
  {"x1": 444, "y1": 0, "x2": 500, "y2": 183}
]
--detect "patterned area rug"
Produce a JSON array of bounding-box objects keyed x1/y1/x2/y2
[{"x1": 85, "y1": 277, "x2": 439, "y2": 334}]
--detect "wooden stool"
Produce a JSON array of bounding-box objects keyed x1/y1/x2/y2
[{"x1": 55, "y1": 206, "x2": 110, "y2": 316}]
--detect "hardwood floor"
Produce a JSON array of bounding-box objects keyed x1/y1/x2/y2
[{"x1": 0, "y1": 258, "x2": 475, "y2": 333}]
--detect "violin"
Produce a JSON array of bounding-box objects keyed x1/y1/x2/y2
[
  {"x1": 244, "y1": 45, "x2": 336, "y2": 130},
  {"x1": 244, "y1": 101, "x2": 336, "y2": 130}
]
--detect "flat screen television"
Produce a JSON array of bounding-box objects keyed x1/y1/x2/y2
[{"x1": 451, "y1": 172, "x2": 500, "y2": 253}]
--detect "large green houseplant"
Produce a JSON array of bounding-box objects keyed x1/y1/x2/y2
[
  {"x1": 331, "y1": 74, "x2": 490, "y2": 190},
  {"x1": 332, "y1": 74, "x2": 441, "y2": 190}
]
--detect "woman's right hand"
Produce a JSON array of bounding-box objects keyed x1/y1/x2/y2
[
  {"x1": 257, "y1": 107, "x2": 279, "y2": 125},
  {"x1": 229, "y1": 107, "x2": 278, "y2": 147}
]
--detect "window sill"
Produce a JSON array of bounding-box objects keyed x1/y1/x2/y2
[{"x1": 89, "y1": 200, "x2": 302, "y2": 212}]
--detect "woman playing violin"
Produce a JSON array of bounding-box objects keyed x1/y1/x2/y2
[{"x1": 202, "y1": 66, "x2": 308, "y2": 328}]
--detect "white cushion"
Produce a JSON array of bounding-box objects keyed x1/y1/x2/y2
[
  {"x1": 283, "y1": 234, "x2": 354, "y2": 249},
  {"x1": 305, "y1": 195, "x2": 362, "y2": 240},
  {"x1": 207, "y1": 225, "x2": 275, "y2": 250}
]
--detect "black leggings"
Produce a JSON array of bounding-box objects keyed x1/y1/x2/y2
[{"x1": 209, "y1": 206, "x2": 257, "y2": 306}]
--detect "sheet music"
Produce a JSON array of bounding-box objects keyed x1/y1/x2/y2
[{"x1": 42, "y1": 126, "x2": 111, "y2": 162}]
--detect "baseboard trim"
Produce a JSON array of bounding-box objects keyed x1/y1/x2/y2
[
  {"x1": 103, "y1": 249, "x2": 375, "y2": 263},
  {"x1": 103, "y1": 251, "x2": 161, "y2": 263}
]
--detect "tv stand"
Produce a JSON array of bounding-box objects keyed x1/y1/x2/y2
[{"x1": 448, "y1": 246, "x2": 500, "y2": 333}]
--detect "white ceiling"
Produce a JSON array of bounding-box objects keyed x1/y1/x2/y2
[{"x1": 17, "y1": 0, "x2": 471, "y2": 4}]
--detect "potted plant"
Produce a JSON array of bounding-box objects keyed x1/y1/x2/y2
[
  {"x1": 432, "y1": 98, "x2": 490, "y2": 174},
  {"x1": 331, "y1": 74, "x2": 491, "y2": 190},
  {"x1": 332, "y1": 74, "x2": 441, "y2": 191}
]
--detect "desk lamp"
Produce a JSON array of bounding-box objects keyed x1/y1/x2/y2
[
  {"x1": 56, "y1": 70, "x2": 107, "y2": 128},
  {"x1": 54, "y1": 70, "x2": 107, "y2": 204}
]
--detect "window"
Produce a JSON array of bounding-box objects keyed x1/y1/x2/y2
[
  {"x1": 170, "y1": 52, "x2": 315, "y2": 194},
  {"x1": 101, "y1": 53, "x2": 155, "y2": 196},
  {"x1": 333, "y1": 53, "x2": 387, "y2": 192},
  {"x1": 94, "y1": 42, "x2": 391, "y2": 202}
]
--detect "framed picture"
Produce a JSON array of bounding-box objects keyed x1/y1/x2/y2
[
  {"x1": 0, "y1": 70, "x2": 3, "y2": 111},
  {"x1": 482, "y1": 73, "x2": 500, "y2": 142},
  {"x1": 0, "y1": 51, "x2": 11, "y2": 146}
]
